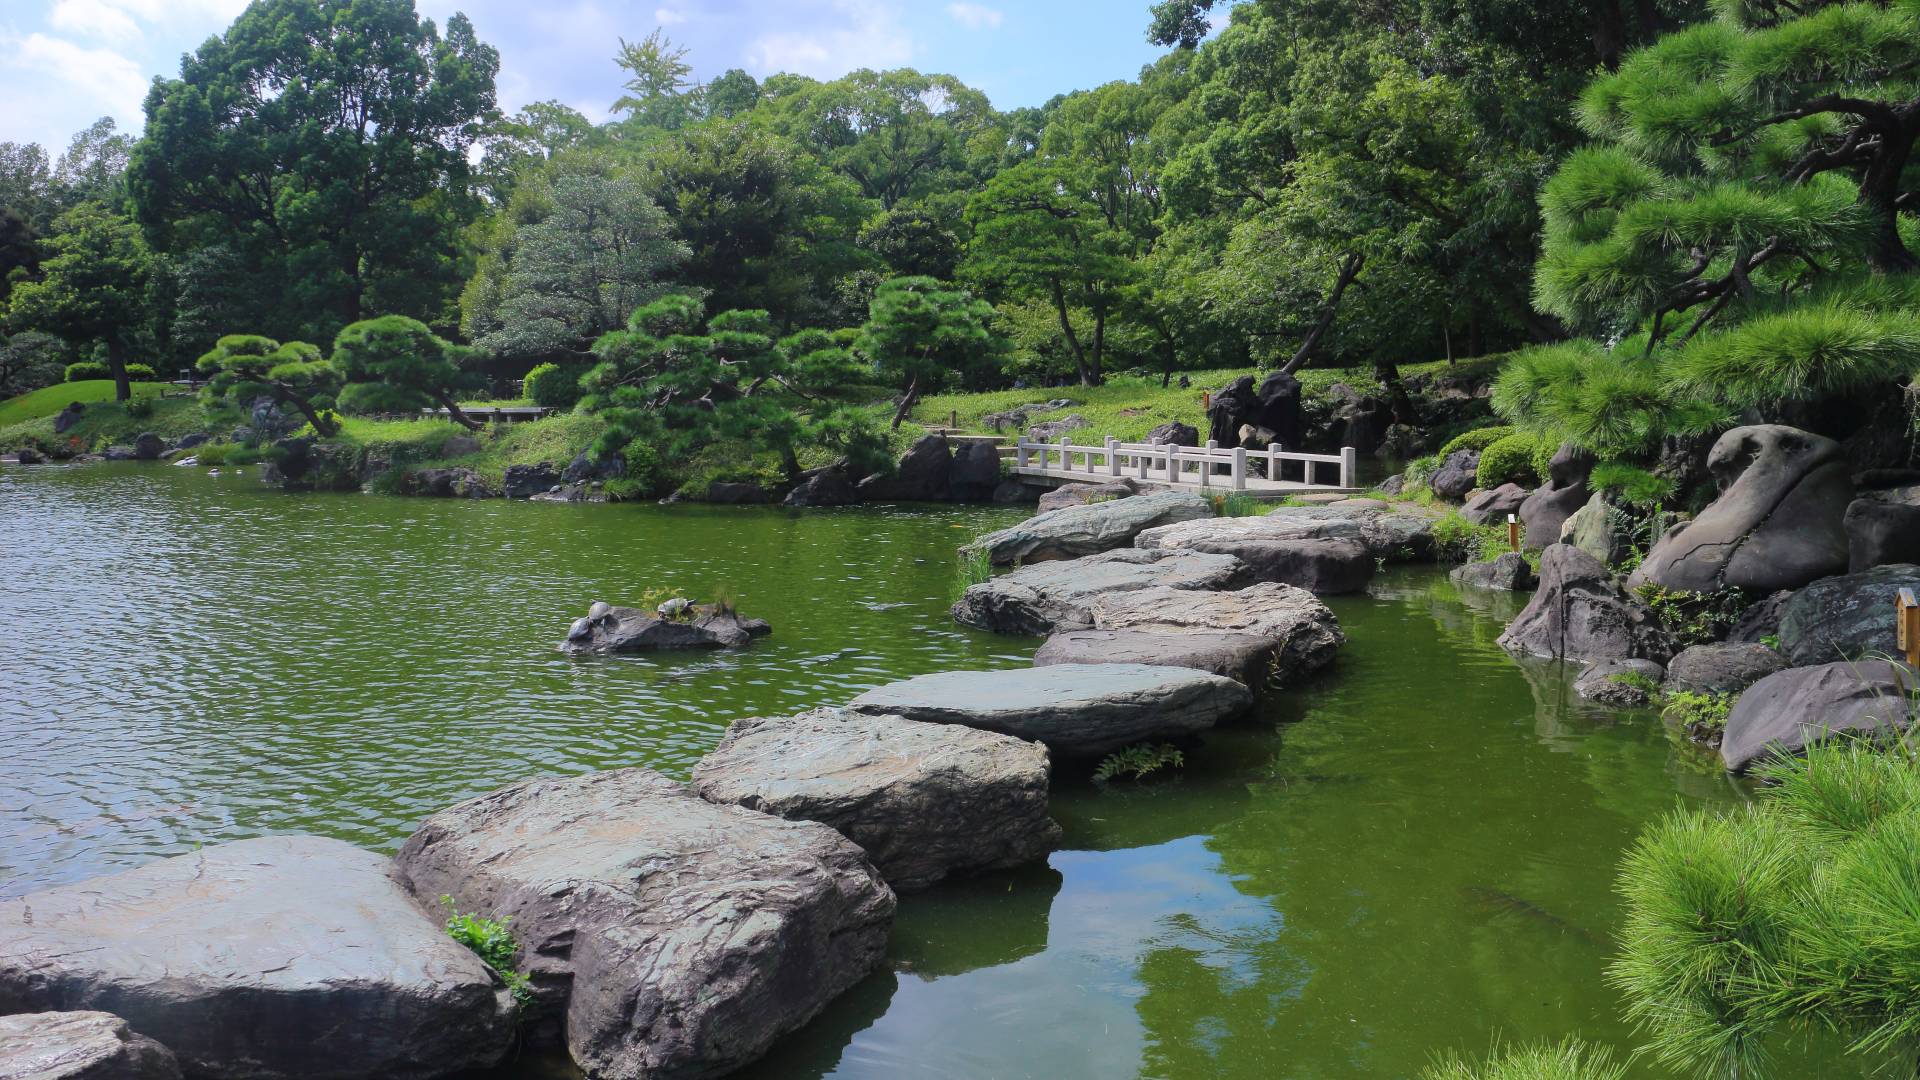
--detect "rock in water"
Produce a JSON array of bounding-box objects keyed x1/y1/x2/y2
[
  {"x1": 1720, "y1": 660, "x2": 1918, "y2": 773},
  {"x1": 1033, "y1": 630, "x2": 1288, "y2": 692},
  {"x1": 951, "y1": 548, "x2": 1245, "y2": 636},
  {"x1": 1517, "y1": 444, "x2": 1593, "y2": 550},
  {"x1": 1451, "y1": 552, "x2": 1536, "y2": 592},
  {"x1": 784, "y1": 467, "x2": 859, "y2": 507},
  {"x1": 949, "y1": 441, "x2": 1003, "y2": 501},
  {"x1": 1629, "y1": 425, "x2": 1852, "y2": 593},
  {"x1": 1037, "y1": 479, "x2": 1138, "y2": 514},
  {"x1": 1253, "y1": 501, "x2": 1440, "y2": 561},
  {"x1": 847, "y1": 663, "x2": 1252, "y2": 757},
  {"x1": 1663, "y1": 643, "x2": 1787, "y2": 695},
  {"x1": 968, "y1": 490, "x2": 1213, "y2": 566},
  {"x1": 562, "y1": 602, "x2": 771, "y2": 652},
  {"x1": 1572, "y1": 659, "x2": 1666, "y2": 707},
  {"x1": 503, "y1": 462, "x2": 562, "y2": 500},
  {"x1": 858, "y1": 434, "x2": 953, "y2": 501},
  {"x1": 692, "y1": 708, "x2": 1060, "y2": 890},
  {"x1": 1460, "y1": 483, "x2": 1530, "y2": 526},
  {"x1": 0, "y1": 1012, "x2": 182, "y2": 1080},
  {"x1": 0, "y1": 836, "x2": 517, "y2": 1080},
  {"x1": 1087, "y1": 583, "x2": 1346, "y2": 685},
  {"x1": 1132, "y1": 514, "x2": 1372, "y2": 594},
  {"x1": 394, "y1": 768, "x2": 894, "y2": 1080},
  {"x1": 1777, "y1": 564, "x2": 1920, "y2": 666},
  {"x1": 1499, "y1": 544, "x2": 1673, "y2": 663},
  {"x1": 131, "y1": 433, "x2": 165, "y2": 461}
]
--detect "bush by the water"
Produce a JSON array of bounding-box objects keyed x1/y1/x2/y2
[
  {"x1": 65, "y1": 361, "x2": 156, "y2": 383},
  {"x1": 522, "y1": 362, "x2": 585, "y2": 410},
  {"x1": 1475, "y1": 432, "x2": 1545, "y2": 488},
  {"x1": 1438, "y1": 425, "x2": 1514, "y2": 459}
]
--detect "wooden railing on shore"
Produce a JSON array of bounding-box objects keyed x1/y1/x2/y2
[{"x1": 1014, "y1": 436, "x2": 1357, "y2": 491}]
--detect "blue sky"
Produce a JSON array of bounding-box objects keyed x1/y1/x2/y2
[{"x1": 2, "y1": 0, "x2": 1217, "y2": 154}]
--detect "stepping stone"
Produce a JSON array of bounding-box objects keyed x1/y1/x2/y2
[
  {"x1": 1720, "y1": 660, "x2": 1918, "y2": 773},
  {"x1": 1088, "y1": 583, "x2": 1346, "y2": 685},
  {"x1": 0, "y1": 836, "x2": 517, "y2": 1080},
  {"x1": 0, "y1": 1012, "x2": 181, "y2": 1080},
  {"x1": 968, "y1": 490, "x2": 1213, "y2": 565},
  {"x1": 692, "y1": 708, "x2": 1060, "y2": 890},
  {"x1": 951, "y1": 548, "x2": 1245, "y2": 635},
  {"x1": 1033, "y1": 629, "x2": 1286, "y2": 693},
  {"x1": 395, "y1": 768, "x2": 893, "y2": 1080},
  {"x1": 847, "y1": 663, "x2": 1252, "y2": 757}
]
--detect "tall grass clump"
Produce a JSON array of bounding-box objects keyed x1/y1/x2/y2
[
  {"x1": 953, "y1": 543, "x2": 994, "y2": 600},
  {"x1": 1421, "y1": 1038, "x2": 1626, "y2": 1080},
  {"x1": 1210, "y1": 491, "x2": 1264, "y2": 517}
]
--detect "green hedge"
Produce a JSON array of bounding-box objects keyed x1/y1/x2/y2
[
  {"x1": 63, "y1": 361, "x2": 156, "y2": 383},
  {"x1": 1476, "y1": 432, "x2": 1543, "y2": 488},
  {"x1": 522, "y1": 362, "x2": 584, "y2": 410},
  {"x1": 1438, "y1": 425, "x2": 1514, "y2": 459}
]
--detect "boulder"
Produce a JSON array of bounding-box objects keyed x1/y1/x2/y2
[
  {"x1": 1262, "y1": 501, "x2": 1438, "y2": 561},
  {"x1": 784, "y1": 467, "x2": 859, "y2": 507},
  {"x1": 11, "y1": 448, "x2": 45, "y2": 465},
  {"x1": 702, "y1": 480, "x2": 772, "y2": 504},
  {"x1": 101, "y1": 447, "x2": 136, "y2": 461},
  {"x1": 1207, "y1": 373, "x2": 1303, "y2": 449},
  {"x1": 691, "y1": 708, "x2": 1059, "y2": 891},
  {"x1": 131, "y1": 433, "x2": 164, "y2": 461},
  {"x1": 1664, "y1": 643, "x2": 1788, "y2": 695},
  {"x1": 0, "y1": 1012, "x2": 181, "y2": 1080},
  {"x1": 1376, "y1": 424, "x2": 1427, "y2": 461},
  {"x1": 858, "y1": 434, "x2": 953, "y2": 501},
  {"x1": 1135, "y1": 512, "x2": 1379, "y2": 592},
  {"x1": 847, "y1": 663, "x2": 1252, "y2": 757},
  {"x1": 1726, "y1": 588, "x2": 1795, "y2": 645},
  {"x1": 949, "y1": 441, "x2": 1003, "y2": 501},
  {"x1": 1087, "y1": 582, "x2": 1345, "y2": 685},
  {"x1": 562, "y1": 601, "x2": 770, "y2": 652},
  {"x1": 1517, "y1": 444, "x2": 1593, "y2": 550},
  {"x1": 1629, "y1": 425, "x2": 1853, "y2": 593},
  {"x1": 1027, "y1": 415, "x2": 1091, "y2": 442},
  {"x1": 1461, "y1": 483, "x2": 1530, "y2": 526},
  {"x1": 951, "y1": 548, "x2": 1245, "y2": 636},
  {"x1": 1720, "y1": 660, "x2": 1918, "y2": 773},
  {"x1": 52, "y1": 401, "x2": 85, "y2": 434},
  {"x1": 562, "y1": 450, "x2": 625, "y2": 484},
  {"x1": 1375, "y1": 473, "x2": 1407, "y2": 497},
  {"x1": 1034, "y1": 630, "x2": 1287, "y2": 692},
  {"x1": 968, "y1": 490, "x2": 1213, "y2": 566},
  {"x1": 0, "y1": 836, "x2": 517, "y2": 1080},
  {"x1": 1560, "y1": 492, "x2": 1625, "y2": 567},
  {"x1": 407, "y1": 466, "x2": 495, "y2": 499},
  {"x1": 991, "y1": 479, "x2": 1039, "y2": 505},
  {"x1": 1146, "y1": 421, "x2": 1200, "y2": 447},
  {"x1": 503, "y1": 462, "x2": 562, "y2": 500},
  {"x1": 1778, "y1": 564, "x2": 1920, "y2": 665},
  {"x1": 529, "y1": 483, "x2": 605, "y2": 504},
  {"x1": 173, "y1": 432, "x2": 211, "y2": 450},
  {"x1": 1206, "y1": 376, "x2": 1258, "y2": 446},
  {"x1": 1573, "y1": 658, "x2": 1667, "y2": 707},
  {"x1": 1498, "y1": 544, "x2": 1674, "y2": 664},
  {"x1": 1430, "y1": 450, "x2": 1481, "y2": 501},
  {"x1": 394, "y1": 769, "x2": 894, "y2": 1080},
  {"x1": 1845, "y1": 496, "x2": 1920, "y2": 572},
  {"x1": 1037, "y1": 479, "x2": 1138, "y2": 514},
  {"x1": 1451, "y1": 552, "x2": 1536, "y2": 592}
]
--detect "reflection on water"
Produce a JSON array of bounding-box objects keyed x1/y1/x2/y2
[{"x1": 0, "y1": 466, "x2": 1861, "y2": 1078}]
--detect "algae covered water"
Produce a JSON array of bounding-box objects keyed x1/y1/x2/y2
[{"x1": 0, "y1": 464, "x2": 1852, "y2": 1078}]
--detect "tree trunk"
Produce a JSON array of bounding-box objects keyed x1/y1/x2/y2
[
  {"x1": 1158, "y1": 325, "x2": 1178, "y2": 388},
  {"x1": 1279, "y1": 252, "x2": 1364, "y2": 376},
  {"x1": 1050, "y1": 278, "x2": 1097, "y2": 387},
  {"x1": 432, "y1": 388, "x2": 486, "y2": 431},
  {"x1": 1861, "y1": 124, "x2": 1920, "y2": 272},
  {"x1": 106, "y1": 338, "x2": 130, "y2": 403},
  {"x1": 278, "y1": 387, "x2": 338, "y2": 437},
  {"x1": 1593, "y1": 0, "x2": 1627, "y2": 71},
  {"x1": 1374, "y1": 359, "x2": 1417, "y2": 426},
  {"x1": 890, "y1": 374, "x2": 919, "y2": 431},
  {"x1": 1089, "y1": 305, "x2": 1106, "y2": 385}
]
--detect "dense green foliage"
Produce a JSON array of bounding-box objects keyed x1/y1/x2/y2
[
  {"x1": 440, "y1": 897, "x2": 533, "y2": 1007},
  {"x1": 198, "y1": 334, "x2": 343, "y2": 436},
  {"x1": 332, "y1": 316, "x2": 484, "y2": 429},
  {"x1": 1421, "y1": 1038, "x2": 1626, "y2": 1080}
]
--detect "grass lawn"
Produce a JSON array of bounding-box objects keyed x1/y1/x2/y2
[{"x1": 0, "y1": 380, "x2": 171, "y2": 428}]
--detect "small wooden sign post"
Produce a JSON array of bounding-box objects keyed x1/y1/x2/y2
[
  {"x1": 1202, "y1": 390, "x2": 1212, "y2": 411},
  {"x1": 1507, "y1": 513, "x2": 1521, "y2": 553},
  {"x1": 1899, "y1": 587, "x2": 1920, "y2": 668}
]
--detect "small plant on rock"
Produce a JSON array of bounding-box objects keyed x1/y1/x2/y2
[
  {"x1": 1662, "y1": 690, "x2": 1735, "y2": 747},
  {"x1": 1094, "y1": 743, "x2": 1186, "y2": 782},
  {"x1": 441, "y1": 897, "x2": 534, "y2": 1007},
  {"x1": 1633, "y1": 584, "x2": 1748, "y2": 647},
  {"x1": 1609, "y1": 670, "x2": 1662, "y2": 698}
]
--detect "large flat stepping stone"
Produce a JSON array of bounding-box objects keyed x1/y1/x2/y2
[
  {"x1": 692, "y1": 708, "x2": 1061, "y2": 891},
  {"x1": 1088, "y1": 582, "x2": 1345, "y2": 685},
  {"x1": 0, "y1": 836, "x2": 516, "y2": 1080},
  {"x1": 847, "y1": 663, "x2": 1251, "y2": 757},
  {"x1": 394, "y1": 768, "x2": 894, "y2": 1080},
  {"x1": 1261, "y1": 501, "x2": 1440, "y2": 560},
  {"x1": 1134, "y1": 515, "x2": 1373, "y2": 593},
  {"x1": 968, "y1": 490, "x2": 1213, "y2": 565},
  {"x1": 0, "y1": 1012, "x2": 181, "y2": 1080},
  {"x1": 1034, "y1": 630, "x2": 1285, "y2": 692},
  {"x1": 951, "y1": 548, "x2": 1244, "y2": 635}
]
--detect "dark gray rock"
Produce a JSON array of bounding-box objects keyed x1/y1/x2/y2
[
  {"x1": 1027, "y1": 414, "x2": 1091, "y2": 442},
  {"x1": 101, "y1": 447, "x2": 136, "y2": 461},
  {"x1": 1727, "y1": 588, "x2": 1795, "y2": 645},
  {"x1": 1630, "y1": 425, "x2": 1853, "y2": 593},
  {"x1": 859, "y1": 434, "x2": 953, "y2": 501},
  {"x1": 1778, "y1": 564, "x2": 1920, "y2": 665},
  {"x1": 1560, "y1": 492, "x2": 1625, "y2": 566},
  {"x1": 1140, "y1": 521, "x2": 1373, "y2": 594},
  {"x1": 503, "y1": 462, "x2": 562, "y2": 500},
  {"x1": 1461, "y1": 483, "x2": 1530, "y2": 526},
  {"x1": 562, "y1": 450, "x2": 624, "y2": 484},
  {"x1": 1517, "y1": 444, "x2": 1593, "y2": 550},
  {"x1": 969, "y1": 490, "x2": 1213, "y2": 566},
  {"x1": 1573, "y1": 658, "x2": 1667, "y2": 707},
  {"x1": 1261, "y1": 501, "x2": 1439, "y2": 561},
  {"x1": 562, "y1": 601, "x2": 770, "y2": 652},
  {"x1": 1499, "y1": 544, "x2": 1674, "y2": 663},
  {"x1": 1034, "y1": 630, "x2": 1287, "y2": 693},
  {"x1": 0, "y1": 1012, "x2": 181, "y2": 1080},
  {"x1": 1087, "y1": 582, "x2": 1345, "y2": 685},
  {"x1": 172, "y1": 432, "x2": 210, "y2": 450},
  {"x1": 529, "y1": 483, "x2": 605, "y2": 504},
  {"x1": 1375, "y1": 473, "x2": 1407, "y2": 497},
  {"x1": 10, "y1": 448, "x2": 45, "y2": 465},
  {"x1": 1376, "y1": 424, "x2": 1428, "y2": 461},
  {"x1": 1664, "y1": 643, "x2": 1788, "y2": 695},
  {"x1": 408, "y1": 467, "x2": 495, "y2": 499},
  {"x1": 784, "y1": 467, "x2": 859, "y2": 507},
  {"x1": 848, "y1": 663, "x2": 1252, "y2": 757},
  {"x1": 1720, "y1": 660, "x2": 1919, "y2": 772},
  {"x1": 1845, "y1": 496, "x2": 1920, "y2": 572},
  {"x1": 991, "y1": 479, "x2": 1039, "y2": 505},
  {"x1": 1451, "y1": 552, "x2": 1536, "y2": 592},
  {"x1": 131, "y1": 433, "x2": 164, "y2": 461},
  {"x1": 0, "y1": 836, "x2": 517, "y2": 1080},
  {"x1": 703, "y1": 480, "x2": 772, "y2": 504},
  {"x1": 1037, "y1": 479, "x2": 1138, "y2": 514},
  {"x1": 692, "y1": 708, "x2": 1059, "y2": 891},
  {"x1": 952, "y1": 548, "x2": 1244, "y2": 636},
  {"x1": 1147, "y1": 421, "x2": 1200, "y2": 447},
  {"x1": 394, "y1": 769, "x2": 894, "y2": 1080},
  {"x1": 1430, "y1": 450, "x2": 1481, "y2": 501},
  {"x1": 949, "y1": 441, "x2": 1003, "y2": 501},
  {"x1": 52, "y1": 401, "x2": 85, "y2": 434}
]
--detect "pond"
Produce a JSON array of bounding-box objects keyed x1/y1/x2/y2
[{"x1": 0, "y1": 464, "x2": 1861, "y2": 1078}]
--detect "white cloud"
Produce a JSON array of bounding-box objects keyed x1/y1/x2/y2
[
  {"x1": 7, "y1": 31, "x2": 149, "y2": 127},
  {"x1": 945, "y1": 2, "x2": 1002, "y2": 30},
  {"x1": 745, "y1": 0, "x2": 913, "y2": 78},
  {"x1": 48, "y1": 0, "x2": 140, "y2": 44},
  {"x1": 654, "y1": 6, "x2": 686, "y2": 25}
]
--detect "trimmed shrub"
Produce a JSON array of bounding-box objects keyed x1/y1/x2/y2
[
  {"x1": 1476, "y1": 432, "x2": 1544, "y2": 488},
  {"x1": 522, "y1": 362, "x2": 584, "y2": 410},
  {"x1": 63, "y1": 361, "x2": 110, "y2": 382},
  {"x1": 125, "y1": 363, "x2": 156, "y2": 381},
  {"x1": 1438, "y1": 425, "x2": 1515, "y2": 459}
]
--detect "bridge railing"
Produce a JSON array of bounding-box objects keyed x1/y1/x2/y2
[{"x1": 1014, "y1": 436, "x2": 1356, "y2": 490}]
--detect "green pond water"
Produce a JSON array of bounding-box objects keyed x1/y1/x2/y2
[{"x1": 0, "y1": 464, "x2": 1867, "y2": 1078}]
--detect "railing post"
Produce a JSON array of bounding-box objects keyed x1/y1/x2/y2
[
  {"x1": 1058, "y1": 436, "x2": 1071, "y2": 474},
  {"x1": 1202, "y1": 440, "x2": 1217, "y2": 487},
  {"x1": 1105, "y1": 436, "x2": 1120, "y2": 476},
  {"x1": 1139, "y1": 440, "x2": 1153, "y2": 481},
  {"x1": 1340, "y1": 446, "x2": 1358, "y2": 489},
  {"x1": 1015, "y1": 439, "x2": 1029, "y2": 470},
  {"x1": 1232, "y1": 447, "x2": 1247, "y2": 490},
  {"x1": 1267, "y1": 442, "x2": 1281, "y2": 485},
  {"x1": 1166, "y1": 443, "x2": 1179, "y2": 484}
]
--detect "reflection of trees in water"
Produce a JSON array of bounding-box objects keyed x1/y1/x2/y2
[
  {"x1": 889, "y1": 863, "x2": 1062, "y2": 978},
  {"x1": 728, "y1": 969, "x2": 901, "y2": 1080}
]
